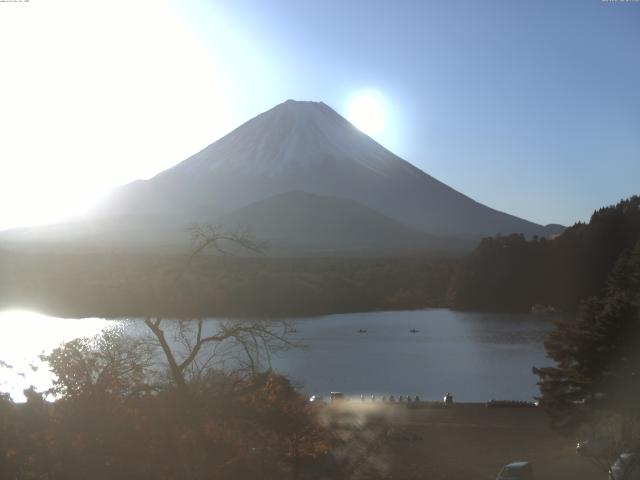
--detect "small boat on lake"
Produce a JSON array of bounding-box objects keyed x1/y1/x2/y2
[
  {"x1": 409, "y1": 329, "x2": 420, "y2": 333},
  {"x1": 357, "y1": 329, "x2": 367, "y2": 333}
]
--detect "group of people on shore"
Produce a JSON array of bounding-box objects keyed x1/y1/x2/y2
[
  {"x1": 360, "y1": 394, "x2": 421, "y2": 403},
  {"x1": 357, "y1": 392, "x2": 455, "y2": 405}
]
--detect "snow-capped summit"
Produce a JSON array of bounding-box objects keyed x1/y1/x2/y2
[
  {"x1": 94, "y1": 99, "x2": 563, "y2": 241},
  {"x1": 165, "y1": 99, "x2": 404, "y2": 177}
]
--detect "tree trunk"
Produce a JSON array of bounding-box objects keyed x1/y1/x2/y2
[{"x1": 144, "y1": 318, "x2": 190, "y2": 401}]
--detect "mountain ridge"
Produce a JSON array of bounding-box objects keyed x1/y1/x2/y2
[{"x1": 94, "y1": 99, "x2": 563, "y2": 240}]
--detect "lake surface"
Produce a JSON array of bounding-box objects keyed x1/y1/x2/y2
[{"x1": 0, "y1": 309, "x2": 561, "y2": 402}]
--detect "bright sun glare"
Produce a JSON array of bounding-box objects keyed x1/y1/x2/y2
[
  {"x1": 0, "y1": 310, "x2": 109, "y2": 401},
  {"x1": 0, "y1": 0, "x2": 243, "y2": 231},
  {"x1": 346, "y1": 91, "x2": 386, "y2": 137}
]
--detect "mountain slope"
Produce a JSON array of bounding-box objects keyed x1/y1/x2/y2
[
  {"x1": 96, "y1": 100, "x2": 562, "y2": 238},
  {"x1": 215, "y1": 190, "x2": 471, "y2": 254}
]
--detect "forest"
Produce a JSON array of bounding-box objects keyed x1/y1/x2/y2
[
  {"x1": 533, "y1": 237, "x2": 640, "y2": 473},
  {"x1": 449, "y1": 196, "x2": 640, "y2": 312},
  {"x1": 0, "y1": 251, "x2": 455, "y2": 318}
]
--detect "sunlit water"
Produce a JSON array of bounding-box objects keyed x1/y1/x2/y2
[
  {"x1": 0, "y1": 311, "x2": 110, "y2": 401},
  {"x1": 0, "y1": 309, "x2": 561, "y2": 402}
]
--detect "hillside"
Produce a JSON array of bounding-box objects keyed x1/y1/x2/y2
[
  {"x1": 215, "y1": 191, "x2": 472, "y2": 254},
  {"x1": 449, "y1": 196, "x2": 640, "y2": 312},
  {"x1": 93, "y1": 100, "x2": 562, "y2": 243}
]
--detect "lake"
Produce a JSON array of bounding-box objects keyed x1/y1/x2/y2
[{"x1": 0, "y1": 308, "x2": 562, "y2": 402}]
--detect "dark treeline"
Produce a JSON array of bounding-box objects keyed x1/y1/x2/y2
[
  {"x1": 0, "y1": 252, "x2": 455, "y2": 318},
  {"x1": 449, "y1": 196, "x2": 640, "y2": 312}
]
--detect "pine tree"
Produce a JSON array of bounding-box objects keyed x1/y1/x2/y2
[{"x1": 534, "y1": 241, "x2": 640, "y2": 440}]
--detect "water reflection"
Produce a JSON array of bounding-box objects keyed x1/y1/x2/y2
[
  {"x1": 267, "y1": 310, "x2": 559, "y2": 401},
  {"x1": 0, "y1": 309, "x2": 559, "y2": 403},
  {"x1": 0, "y1": 310, "x2": 110, "y2": 401}
]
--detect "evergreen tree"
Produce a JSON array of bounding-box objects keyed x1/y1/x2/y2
[{"x1": 534, "y1": 241, "x2": 640, "y2": 440}]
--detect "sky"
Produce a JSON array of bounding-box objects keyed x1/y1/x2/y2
[{"x1": 0, "y1": 0, "x2": 638, "y2": 231}]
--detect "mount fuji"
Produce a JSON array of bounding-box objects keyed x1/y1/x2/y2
[{"x1": 3, "y1": 100, "x2": 563, "y2": 253}]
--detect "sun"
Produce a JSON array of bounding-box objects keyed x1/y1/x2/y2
[{"x1": 346, "y1": 91, "x2": 386, "y2": 137}]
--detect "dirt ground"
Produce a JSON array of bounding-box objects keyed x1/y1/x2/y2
[{"x1": 321, "y1": 402, "x2": 604, "y2": 480}]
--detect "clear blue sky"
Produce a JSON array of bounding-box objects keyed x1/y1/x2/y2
[
  {"x1": 0, "y1": 0, "x2": 638, "y2": 229},
  {"x1": 180, "y1": 0, "x2": 640, "y2": 226}
]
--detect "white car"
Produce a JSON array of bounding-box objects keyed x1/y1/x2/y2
[{"x1": 496, "y1": 461, "x2": 533, "y2": 480}]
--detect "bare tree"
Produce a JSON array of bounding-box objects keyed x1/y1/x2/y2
[
  {"x1": 144, "y1": 316, "x2": 297, "y2": 399},
  {"x1": 143, "y1": 225, "x2": 297, "y2": 402},
  {"x1": 186, "y1": 224, "x2": 267, "y2": 266}
]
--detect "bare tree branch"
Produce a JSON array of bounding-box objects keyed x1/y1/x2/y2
[
  {"x1": 140, "y1": 225, "x2": 302, "y2": 403},
  {"x1": 186, "y1": 224, "x2": 266, "y2": 268}
]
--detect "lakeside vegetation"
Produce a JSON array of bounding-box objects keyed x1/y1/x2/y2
[
  {"x1": 0, "y1": 253, "x2": 455, "y2": 318},
  {"x1": 0, "y1": 324, "x2": 334, "y2": 480}
]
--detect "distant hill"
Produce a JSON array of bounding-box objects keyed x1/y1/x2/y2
[
  {"x1": 215, "y1": 190, "x2": 472, "y2": 254},
  {"x1": 449, "y1": 196, "x2": 640, "y2": 312}
]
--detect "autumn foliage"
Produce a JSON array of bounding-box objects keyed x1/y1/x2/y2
[{"x1": 0, "y1": 331, "x2": 331, "y2": 480}]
